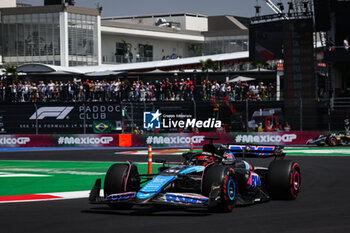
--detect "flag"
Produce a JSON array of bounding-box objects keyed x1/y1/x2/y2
[{"x1": 93, "y1": 121, "x2": 111, "y2": 133}]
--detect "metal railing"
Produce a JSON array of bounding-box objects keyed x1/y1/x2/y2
[
  {"x1": 1, "y1": 97, "x2": 350, "y2": 134},
  {"x1": 331, "y1": 97, "x2": 350, "y2": 109}
]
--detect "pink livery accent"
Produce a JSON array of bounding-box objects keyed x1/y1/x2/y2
[
  {"x1": 124, "y1": 161, "x2": 132, "y2": 192},
  {"x1": 246, "y1": 171, "x2": 261, "y2": 189}
]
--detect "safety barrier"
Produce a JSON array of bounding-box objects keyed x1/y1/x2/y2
[{"x1": 0, "y1": 131, "x2": 335, "y2": 147}]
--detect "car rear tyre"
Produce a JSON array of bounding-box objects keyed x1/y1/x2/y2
[
  {"x1": 202, "y1": 165, "x2": 237, "y2": 212},
  {"x1": 104, "y1": 163, "x2": 140, "y2": 209},
  {"x1": 267, "y1": 160, "x2": 301, "y2": 200}
]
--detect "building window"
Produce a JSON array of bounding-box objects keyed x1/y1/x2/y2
[
  {"x1": 139, "y1": 44, "x2": 153, "y2": 62},
  {"x1": 115, "y1": 42, "x2": 124, "y2": 63},
  {"x1": 115, "y1": 42, "x2": 124, "y2": 56},
  {"x1": 203, "y1": 37, "x2": 249, "y2": 56},
  {"x1": 0, "y1": 13, "x2": 60, "y2": 65},
  {"x1": 68, "y1": 13, "x2": 98, "y2": 66}
]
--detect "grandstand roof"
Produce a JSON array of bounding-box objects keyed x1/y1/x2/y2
[{"x1": 17, "y1": 51, "x2": 249, "y2": 75}]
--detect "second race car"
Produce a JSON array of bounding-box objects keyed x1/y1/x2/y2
[{"x1": 306, "y1": 132, "x2": 350, "y2": 146}]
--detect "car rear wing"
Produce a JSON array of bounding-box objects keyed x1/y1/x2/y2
[{"x1": 228, "y1": 145, "x2": 285, "y2": 159}]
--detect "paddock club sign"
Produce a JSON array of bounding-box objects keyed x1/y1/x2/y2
[{"x1": 0, "y1": 103, "x2": 123, "y2": 134}]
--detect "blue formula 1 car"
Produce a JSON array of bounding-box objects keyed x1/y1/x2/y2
[{"x1": 89, "y1": 138, "x2": 301, "y2": 212}]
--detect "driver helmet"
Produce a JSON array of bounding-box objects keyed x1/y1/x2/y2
[{"x1": 223, "y1": 151, "x2": 236, "y2": 161}]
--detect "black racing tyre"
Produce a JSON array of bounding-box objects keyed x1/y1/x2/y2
[
  {"x1": 326, "y1": 135, "x2": 338, "y2": 146},
  {"x1": 267, "y1": 160, "x2": 301, "y2": 200},
  {"x1": 104, "y1": 163, "x2": 140, "y2": 209},
  {"x1": 202, "y1": 165, "x2": 237, "y2": 212}
]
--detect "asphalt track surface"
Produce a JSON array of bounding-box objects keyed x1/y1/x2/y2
[{"x1": 1, "y1": 149, "x2": 350, "y2": 233}]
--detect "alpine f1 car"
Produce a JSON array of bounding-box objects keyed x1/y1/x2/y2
[
  {"x1": 89, "y1": 138, "x2": 301, "y2": 212},
  {"x1": 306, "y1": 132, "x2": 350, "y2": 146}
]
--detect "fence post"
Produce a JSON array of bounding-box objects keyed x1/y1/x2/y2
[
  {"x1": 245, "y1": 99, "x2": 249, "y2": 132},
  {"x1": 83, "y1": 102, "x2": 86, "y2": 134},
  {"x1": 34, "y1": 103, "x2": 38, "y2": 135},
  {"x1": 121, "y1": 103, "x2": 125, "y2": 134},
  {"x1": 328, "y1": 105, "x2": 331, "y2": 131},
  {"x1": 131, "y1": 103, "x2": 134, "y2": 133},
  {"x1": 148, "y1": 145, "x2": 152, "y2": 174},
  {"x1": 193, "y1": 99, "x2": 197, "y2": 132},
  {"x1": 299, "y1": 97, "x2": 303, "y2": 131},
  {"x1": 276, "y1": 72, "x2": 281, "y2": 101}
]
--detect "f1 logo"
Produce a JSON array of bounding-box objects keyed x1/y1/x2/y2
[
  {"x1": 143, "y1": 110, "x2": 161, "y2": 129},
  {"x1": 29, "y1": 107, "x2": 74, "y2": 120}
]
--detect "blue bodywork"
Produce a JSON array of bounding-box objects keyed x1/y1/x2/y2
[
  {"x1": 307, "y1": 136, "x2": 327, "y2": 145},
  {"x1": 136, "y1": 165, "x2": 205, "y2": 200}
]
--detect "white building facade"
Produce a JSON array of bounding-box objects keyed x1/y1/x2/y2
[
  {"x1": 0, "y1": 4, "x2": 249, "y2": 67},
  {"x1": 0, "y1": 5, "x2": 100, "y2": 66},
  {"x1": 100, "y1": 13, "x2": 206, "y2": 64}
]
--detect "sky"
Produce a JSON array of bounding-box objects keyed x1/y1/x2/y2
[{"x1": 18, "y1": 0, "x2": 294, "y2": 18}]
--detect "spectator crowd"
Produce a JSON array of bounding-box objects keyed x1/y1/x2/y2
[
  {"x1": 201, "y1": 80, "x2": 275, "y2": 101},
  {"x1": 0, "y1": 78, "x2": 276, "y2": 102}
]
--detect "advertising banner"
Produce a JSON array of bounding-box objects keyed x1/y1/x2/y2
[
  {"x1": 56, "y1": 134, "x2": 118, "y2": 147},
  {"x1": 0, "y1": 135, "x2": 55, "y2": 147},
  {"x1": 231, "y1": 131, "x2": 321, "y2": 146},
  {"x1": 0, "y1": 131, "x2": 325, "y2": 148},
  {"x1": 0, "y1": 103, "x2": 122, "y2": 134},
  {"x1": 142, "y1": 133, "x2": 235, "y2": 147},
  {"x1": 0, "y1": 134, "x2": 118, "y2": 147}
]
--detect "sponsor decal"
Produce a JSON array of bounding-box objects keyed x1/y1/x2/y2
[
  {"x1": 107, "y1": 192, "x2": 136, "y2": 201},
  {"x1": 249, "y1": 172, "x2": 261, "y2": 187},
  {"x1": 235, "y1": 134, "x2": 297, "y2": 144},
  {"x1": 143, "y1": 110, "x2": 221, "y2": 129},
  {"x1": 164, "y1": 193, "x2": 208, "y2": 205},
  {"x1": 228, "y1": 145, "x2": 273, "y2": 156},
  {"x1": 143, "y1": 110, "x2": 162, "y2": 129},
  {"x1": 57, "y1": 136, "x2": 113, "y2": 145},
  {"x1": 0, "y1": 137, "x2": 30, "y2": 145},
  {"x1": 11, "y1": 104, "x2": 123, "y2": 133},
  {"x1": 146, "y1": 135, "x2": 205, "y2": 145},
  {"x1": 29, "y1": 107, "x2": 74, "y2": 120},
  {"x1": 162, "y1": 118, "x2": 221, "y2": 129}
]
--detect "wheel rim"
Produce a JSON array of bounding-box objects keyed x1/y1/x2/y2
[
  {"x1": 329, "y1": 137, "x2": 337, "y2": 146},
  {"x1": 227, "y1": 179, "x2": 236, "y2": 200},
  {"x1": 293, "y1": 171, "x2": 300, "y2": 190}
]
